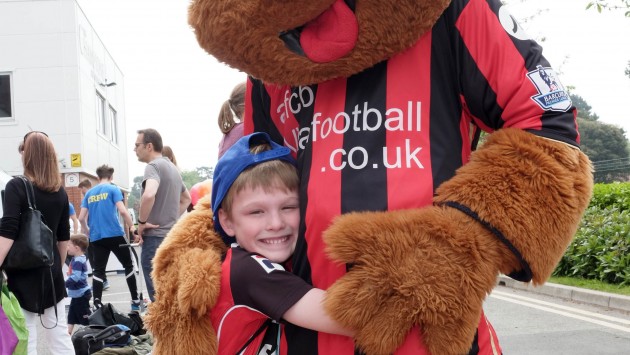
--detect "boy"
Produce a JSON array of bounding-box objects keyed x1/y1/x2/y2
[
  {"x1": 210, "y1": 132, "x2": 353, "y2": 354},
  {"x1": 78, "y1": 179, "x2": 108, "y2": 290},
  {"x1": 79, "y1": 165, "x2": 140, "y2": 311},
  {"x1": 65, "y1": 234, "x2": 92, "y2": 334}
]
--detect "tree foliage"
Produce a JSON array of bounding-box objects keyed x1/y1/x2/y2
[
  {"x1": 127, "y1": 175, "x2": 144, "y2": 216},
  {"x1": 180, "y1": 166, "x2": 214, "y2": 190},
  {"x1": 571, "y1": 94, "x2": 599, "y2": 121},
  {"x1": 586, "y1": 0, "x2": 630, "y2": 17},
  {"x1": 578, "y1": 117, "x2": 629, "y2": 162}
]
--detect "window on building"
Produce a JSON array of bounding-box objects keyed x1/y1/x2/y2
[
  {"x1": 109, "y1": 105, "x2": 118, "y2": 144},
  {"x1": 0, "y1": 73, "x2": 13, "y2": 121},
  {"x1": 96, "y1": 92, "x2": 107, "y2": 135}
]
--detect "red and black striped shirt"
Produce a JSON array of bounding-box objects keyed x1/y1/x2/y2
[
  {"x1": 211, "y1": 247, "x2": 312, "y2": 354},
  {"x1": 244, "y1": 0, "x2": 577, "y2": 353}
]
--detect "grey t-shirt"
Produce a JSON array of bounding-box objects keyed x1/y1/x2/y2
[{"x1": 142, "y1": 156, "x2": 186, "y2": 237}]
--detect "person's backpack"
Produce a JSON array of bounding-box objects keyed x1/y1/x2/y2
[
  {"x1": 71, "y1": 324, "x2": 131, "y2": 355},
  {"x1": 88, "y1": 303, "x2": 145, "y2": 336}
]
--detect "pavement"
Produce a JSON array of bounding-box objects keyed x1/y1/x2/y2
[
  {"x1": 31, "y1": 270, "x2": 629, "y2": 354},
  {"x1": 496, "y1": 275, "x2": 630, "y2": 313}
]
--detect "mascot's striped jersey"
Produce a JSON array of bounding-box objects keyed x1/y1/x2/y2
[{"x1": 244, "y1": 0, "x2": 577, "y2": 353}]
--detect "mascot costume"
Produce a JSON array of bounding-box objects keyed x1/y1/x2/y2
[{"x1": 145, "y1": 0, "x2": 593, "y2": 354}]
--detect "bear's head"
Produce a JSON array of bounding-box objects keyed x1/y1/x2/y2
[{"x1": 189, "y1": 0, "x2": 451, "y2": 85}]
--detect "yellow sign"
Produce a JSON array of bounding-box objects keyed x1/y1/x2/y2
[{"x1": 71, "y1": 154, "x2": 82, "y2": 167}]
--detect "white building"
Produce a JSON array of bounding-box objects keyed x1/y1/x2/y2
[{"x1": 0, "y1": 0, "x2": 130, "y2": 205}]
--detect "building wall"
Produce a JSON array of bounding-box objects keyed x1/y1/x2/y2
[{"x1": 0, "y1": 0, "x2": 130, "y2": 209}]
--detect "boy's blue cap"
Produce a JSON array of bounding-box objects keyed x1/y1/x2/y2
[{"x1": 211, "y1": 132, "x2": 296, "y2": 244}]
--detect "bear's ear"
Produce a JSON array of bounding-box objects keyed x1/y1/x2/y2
[{"x1": 188, "y1": 0, "x2": 451, "y2": 86}]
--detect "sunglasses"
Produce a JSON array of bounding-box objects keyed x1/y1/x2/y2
[
  {"x1": 23, "y1": 131, "x2": 48, "y2": 142},
  {"x1": 20, "y1": 131, "x2": 49, "y2": 153}
]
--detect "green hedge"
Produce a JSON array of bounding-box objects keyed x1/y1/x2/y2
[
  {"x1": 589, "y1": 183, "x2": 630, "y2": 212},
  {"x1": 553, "y1": 182, "x2": 630, "y2": 285}
]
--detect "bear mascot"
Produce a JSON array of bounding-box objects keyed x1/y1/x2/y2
[{"x1": 145, "y1": 0, "x2": 593, "y2": 354}]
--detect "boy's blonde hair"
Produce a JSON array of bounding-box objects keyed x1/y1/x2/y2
[
  {"x1": 220, "y1": 144, "x2": 299, "y2": 217},
  {"x1": 70, "y1": 234, "x2": 89, "y2": 252}
]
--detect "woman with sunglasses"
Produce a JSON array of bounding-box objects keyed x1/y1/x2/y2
[{"x1": 0, "y1": 131, "x2": 74, "y2": 354}]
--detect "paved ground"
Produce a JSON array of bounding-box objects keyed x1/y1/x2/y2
[{"x1": 34, "y1": 268, "x2": 630, "y2": 353}]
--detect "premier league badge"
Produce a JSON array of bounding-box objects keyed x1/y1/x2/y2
[{"x1": 527, "y1": 65, "x2": 572, "y2": 112}]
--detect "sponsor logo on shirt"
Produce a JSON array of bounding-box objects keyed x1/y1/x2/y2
[
  {"x1": 278, "y1": 86, "x2": 427, "y2": 173},
  {"x1": 526, "y1": 65, "x2": 572, "y2": 112},
  {"x1": 250, "y1": 255, "x2": 285, "y2": 274}
]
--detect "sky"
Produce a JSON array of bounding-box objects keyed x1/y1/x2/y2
[{"x1": 74, "y1": 0, "x2": 630, "y2": 181}]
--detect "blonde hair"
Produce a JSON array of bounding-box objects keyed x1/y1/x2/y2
[
  {"x1": 218, "y1": 82, "x2": 246, "y2": 134},
  {"x1": 70, "y1": 234, "x2": 90, "y2": 252},
  {"x1": 22, "y1": 132, "x2": 62, "y2": 192},
  {"x1": 221, "y1": 144, "x2": 298, "y2": 216}
]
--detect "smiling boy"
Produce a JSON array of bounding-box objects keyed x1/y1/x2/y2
[{"x1": 210, "y1": 132, "x2": 353, "y2": 354}]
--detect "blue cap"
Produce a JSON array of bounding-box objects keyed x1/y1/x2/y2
[{"x1": 211, "y1": 132, "x2": 296, "y2": 244}]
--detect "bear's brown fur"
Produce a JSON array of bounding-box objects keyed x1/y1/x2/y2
[{"x1": 144, "y1": 196, "x2": 226, "y2": 354}]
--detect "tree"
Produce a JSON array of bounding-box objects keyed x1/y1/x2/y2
[
  {"x1": 181, "y1": 169, "x2": 202, "y2": 190},
  {"x1": 578, "y1": 117, "x2": 629, "y2": 162},
  {"x1": 586, "y1": 1, "x2": 630, "y2": 16},
  {"x1": 127, "y1": 176, "x2": 144, "y2": 216},
  {"x1": 196, "y1": 166, "x2": 214, "y2": 180},
  {"x1": 570, "y1": 94, "x2": 599, "y2": 121}
]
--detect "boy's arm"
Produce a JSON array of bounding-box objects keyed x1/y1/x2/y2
[
  {"x1": 282, "y1": 288, "x2": 354, "y2": 337},
  {"x1": 115, "y1": 200, "x2": 136, "y2": 234}
]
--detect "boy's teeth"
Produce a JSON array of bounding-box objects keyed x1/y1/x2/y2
[{"x1": 265, "y1": 237, "x2": 287, "y2": 244}]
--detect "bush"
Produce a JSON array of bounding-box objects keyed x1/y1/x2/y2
[
  {"x1": 553, "y1": 182, "x2": 630, "y2": 285},
  {"x1": 589, "y1": 182, "x2": 630, "y2": 212}
]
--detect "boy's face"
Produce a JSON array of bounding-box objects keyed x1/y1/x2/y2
[
  {"x1": 67, "y1": 243, "x2": 82, "y2": 256},
  {"x1": 219, "y1": 185, "x2": 299, "y2": 264}
]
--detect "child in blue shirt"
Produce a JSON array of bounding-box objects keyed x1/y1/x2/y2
[{"x1": 65, "y1": 233, "x2": 92, "y2": 334}]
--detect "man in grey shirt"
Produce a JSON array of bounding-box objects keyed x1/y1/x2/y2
[{"x1": 134, "y1": 128, "x2": 191, "y2": 301}]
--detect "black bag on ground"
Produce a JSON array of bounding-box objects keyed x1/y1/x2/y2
[
  {"x1": 2, "y1": 176, "x2": 54, "y2": 271},
  {"x1": 88, "y1": 303, "x2": 144, "y2": 336},
  {"x1": 71, "y1": 324, "x2": 131, "y2": 355}
]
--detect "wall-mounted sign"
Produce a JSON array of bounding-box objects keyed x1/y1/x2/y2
[
  {"x1": 65, "y1": 173, "x2": 79, "y2": 187},
  {"x1": 71, "y1": 154, "x2": 82, "y2": 167}
]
